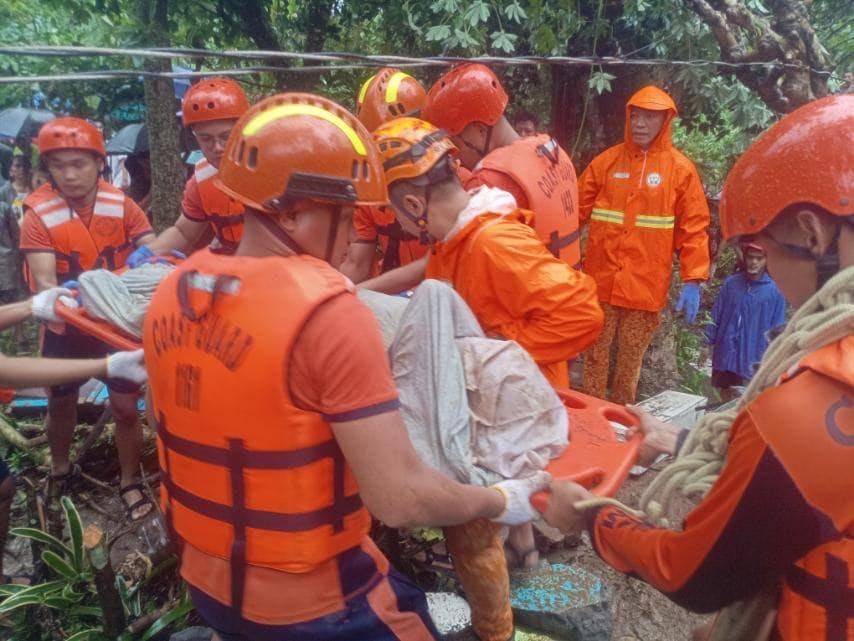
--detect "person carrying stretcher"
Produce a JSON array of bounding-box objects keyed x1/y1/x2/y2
[
  {"x1": 19, "y1": 118, "x2": 156, "y2": 521},
  {"x1": 142, "y1": 93, "x2": 549, "y2": 641}
]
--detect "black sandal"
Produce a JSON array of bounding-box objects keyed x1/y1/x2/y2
[{"x1": 119, "y1": 483, "x2": 154, "y2": 522}]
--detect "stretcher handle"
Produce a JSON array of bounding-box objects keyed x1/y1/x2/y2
[
  {"x1": 54, "y1": 300, "x2": 142, "y2": 352},
  {"x1": 530, "y1": 467, "x2": 606, "y2": 513}
]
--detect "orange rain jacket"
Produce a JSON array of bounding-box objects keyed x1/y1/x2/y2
[
  {"x1": 578, "y1": 86, "x2": 710, "y2": 312},
  {"x1": 425, "y1": 188, "x2": 603, "y2": 387}
]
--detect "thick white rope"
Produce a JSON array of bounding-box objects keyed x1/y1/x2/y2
[{"x1": 639, "y1": 266, "x2": 854, "y2": 525}]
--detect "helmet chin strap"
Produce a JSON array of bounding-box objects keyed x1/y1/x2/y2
[
  {"x1": 765, "y1": 219, "x2": 851, "y2": 290},
  {"x1": 391, "y1": 187, "x2": 435, "y2": 247},
  {"x1": 257, "y1": 205, "x2": 343, "y2": 264}
]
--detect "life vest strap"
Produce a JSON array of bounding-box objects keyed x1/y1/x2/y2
[
  {"x1": 548, "y1": 228, "x2": 581, "y2": 263},
  {"x1": 786, "y1": 552, "x2": 854, "y2": 641}
]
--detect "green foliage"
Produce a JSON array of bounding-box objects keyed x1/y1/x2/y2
[{"x1": 4, "y1": 497, "x2": 191, "y2": 639}]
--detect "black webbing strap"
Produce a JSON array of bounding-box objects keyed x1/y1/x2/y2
[
  {"x1": 228, "y1": 438, "x2": 248, "y2": 618},
  {"x1": 787, "y1": 553, "x2": 853, "y2": 641},
  {"x1": 547, "y1": 228, "x2": 581, "y2": 259}
]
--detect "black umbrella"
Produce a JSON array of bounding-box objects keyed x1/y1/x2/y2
[
  {"x1": 106, "y1": 123, "x2": 149, "y2": 155},
  {"x1": 0, "y1": 108, "x2": 55, "y2": 141}
]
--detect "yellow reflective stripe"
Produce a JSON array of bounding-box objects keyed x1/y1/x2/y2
[
  {"x1": 385, "y1": 71, "x2": 412, "y2": 103},
  {"x1": 357, "y1": 73, "x2": 377, "y2": 106},
  {"x1": 591, "y1": 208, "x2": 625, "y2": 224},
  {"x1": 635, "y1": 215, "x2": 675, "y2": 229},
  {"x1": 242, "y1": 105, "x2": 367, "y2": 156}
]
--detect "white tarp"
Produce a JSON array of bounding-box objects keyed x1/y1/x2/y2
[{"x1": 358, "y1": 280, "x2": 567, "y2": 486}]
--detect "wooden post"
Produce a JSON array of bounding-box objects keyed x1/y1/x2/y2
[{"x1": 84, "y1": 525, "x2": 126, "y2": 639}]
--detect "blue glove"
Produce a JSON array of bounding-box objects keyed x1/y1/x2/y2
[
  {"x1": 126, "y1": 245, "x2": 154, "y2": 269},
  {"x1": 675, "y1": 282, "x2": 701, "y2": 324},
  {"x1": 60, "y1": 280, "x2": 79, "y2": 290},
  {"x1": 169, "y1": 250, "x2": 187, "y2": 261}
]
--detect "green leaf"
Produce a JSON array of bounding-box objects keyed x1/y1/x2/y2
[
  {"x1": 491, "y1": 30, "x2": 518, "y2": 53},
  {"x1": 66, "y1": 630, "x2": 106, "y2": 641},
  {"x1": 43, "y1": 595, "x2": 78, "y2": 609},
  {"x1": 0, "y1": 584, "x2": 29, "y2": 596},
  {"x1": 0, "y1": 593, "x2": 42, "y2": 614},
  {"x1": 61, "y1": 496, "x2": 85, "y2": 571},
  {"x1": 10, "y1": 527, "x2": 72, "y2": 557},
  {"x1": 0, "y1": 580, "x2": 65, "y2": 603},
  {"x1": 140, "y1": 601, "x2": 194, "y2": 641},
  {"x1": 42, "y1": 550, "x2": 79, "y2": 580},
  {"x1": 588, "y1": 70, "x2": 617, "y2": 95},
  {"x1": 425, "y1": 24, "x2": 451, "y2": 41}
]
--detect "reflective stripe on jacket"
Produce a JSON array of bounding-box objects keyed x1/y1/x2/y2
[
  {"x1": 22, "y1": 180, "x2": 135, "y2": 286},
  {"x1": 578, "y1": 86, "x2": 710, "y2": 311}
]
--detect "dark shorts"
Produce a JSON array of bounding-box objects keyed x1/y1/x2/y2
[
  {"x1": 41, "y1": 327, "x2": 140, "y2": 397},
  {"x1": 711, "y1": 369, "x2": 745, "y2": 389},
  {"x1": 0, "y1": 458, "x2": 10, "y2": 485},
  {"x1": 190, "y1": 567, "x2": 439, "y2": 641}
]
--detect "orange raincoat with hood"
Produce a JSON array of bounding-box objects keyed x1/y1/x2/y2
[{"x1": 578, "y1": 86, "x2": 710, "y2": 312}]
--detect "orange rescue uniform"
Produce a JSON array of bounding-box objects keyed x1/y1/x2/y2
[
  {"x1": 425, "y1": 187, "x2": 602, "y2": 387},
  {"x1": 578, "y1": 86, "x2": 710, "y2": 312},
  {"x1": 352, "y1": 205, "x2": 428, "y2": 273},
  {"x1": 183, "y1": 158, "x2": 245, "y2": 254},
  {"x1": 587, "y1": 336, "x2": 854, "y2": 641},
  {"x1": 467, "y1": 134, "x2": 581, "y2": 268},
  {"x1": 143, "y1": 249, "x2": 436, "y2": 637},
  {"x1": 20, "y1": 180, "x2": 152, "y2": 289}
]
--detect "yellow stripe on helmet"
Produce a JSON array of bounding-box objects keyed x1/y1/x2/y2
[
  {"x1": 242, "y1": 104, "x2": 367, "y2": 156},
  {"x1": 385, "y1": 72, "x2": 413, "y2": 104},
  {"x1": 357, "y1": 74, "x2": 377, "y2": 106}
]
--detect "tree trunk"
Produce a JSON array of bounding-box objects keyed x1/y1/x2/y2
[
  {"x1": 138, "y1": 0, "x2": 185, "y2": 231},
  {"x1": 681, "y1": 0, "x2": 830, "y2": 112}
]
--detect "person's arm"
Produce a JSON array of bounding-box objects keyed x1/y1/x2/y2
[
  {"x1": 339, "y1": 241, "x2": 377, "y2": 283},
  {"x1": 577, "y1": 162, "x2": 602, "y2": 227},
  {"x1": 332, "y1": 412, "x2": 506, "y2": 527},
  {"x1": 673, "y1": 165, "x2": 711, "y2": 283},
  {"x1": 144, "y1": 216, "x2": 209, "y2": 254},
  {"x1": 545, "y1": 412, "x2": 833, "y2": 613},
  {"x1": 482, "y1": 223, "x2": 604, "y2": 362},
  {"x1": 0, "y1": 349, "x2": 145, "y2": 388},
  {"x1": 358, "y1": 255, "x2": 427, "y2": 294}
]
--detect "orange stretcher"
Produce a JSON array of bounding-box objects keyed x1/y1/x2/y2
[
  {"x1": 531, "y1": 389, "x2": 643, "y2": 512},
  {"x1": 55, "y1": 300, "x2": 141, "y2": 352}
]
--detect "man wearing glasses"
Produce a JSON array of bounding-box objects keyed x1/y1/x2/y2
[{"x1": 127, "y1": 78, "x2": 250, "y2": 265}]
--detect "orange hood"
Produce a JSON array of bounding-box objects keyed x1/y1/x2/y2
[{"x1": 624, "y1": 86, "x2": 677, "y2": 153}]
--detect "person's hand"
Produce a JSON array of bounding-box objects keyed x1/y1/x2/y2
[
  {"x1": 30, "y1": 287, "x2": 78, "y2": 323},
  {"x1": 106, "y1": 349, "x2": 148, "y2": 385},
  {"x1": 490, "y1": 471, "x2": 552, "y2": 525},
  {"x1": 541, "y1": 480, "x2": 593, "y2": 535},
  {"x1": 126, "y1": 245, "x2": 154, "y2": 269},
  {"x1": 625, "y1": 405, "x2": 684, "y2": 467},
  {"x1": 675, "y1": 281, "x2": 701, "y2": 323}
]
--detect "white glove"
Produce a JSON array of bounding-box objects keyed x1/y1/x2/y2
[
  {"x1": 30, "y1": 287, "x2": 78, "y2": 323},
  {"x1": 106, "y1": 349, "x2": 148, "y2": 385},
  {"x1": 490, "y1": 471, "x2": 552, "y2": 525}
]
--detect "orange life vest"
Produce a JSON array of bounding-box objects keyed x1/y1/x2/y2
[
  {"x1": 479, "y1": 135, "x2": 581, "y2": 268},
  {"x1": 23, "y1": 180, "x2": 134, "y2": 287},
  {"x1": 143, "y1": 249, "x2": 371, "y2": 617},
  {"x1": 748, "y1": 337, "x2": 853, "y2": 641},
  {"x1": 194, "y1": 158, "x2": 245, "y2": 254}
]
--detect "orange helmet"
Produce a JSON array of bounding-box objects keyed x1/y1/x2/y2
[
  {"x1": 372, "y1": 117, "x2": 458, "y2": 187},
  {"x1": 36, "y1": 117, "x2": 106, "y2": 157},
  {"x1": 720, "y1": 94, "x2": 853, "y2": 240},
  {"x1": 216, "y1": 93, "x2": 387, "y2": 213},
  {"x1": 356, "y1": 68, "x2": 427, "y2": 132},
  {"x1": 182, "y1": 77, "x2": 250, "y2": 126},
  {"x1": 422, "y1": 64, "x2": 508, "y2": 135}
]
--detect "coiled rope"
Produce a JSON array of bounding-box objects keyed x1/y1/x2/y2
[{"x1": 638, "y1": 266, "x2": 854, "y2": 525}]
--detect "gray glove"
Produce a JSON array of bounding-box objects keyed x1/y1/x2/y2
[
  {"x1": 31, "y1": 287, "x2": 78, "y2": 323},
  {"x1": 490, "y1": 471, "x2": 552, "y2": 525},
  {"x1": 106, "y1": 349, "x2": 148, "y2": 385}
]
